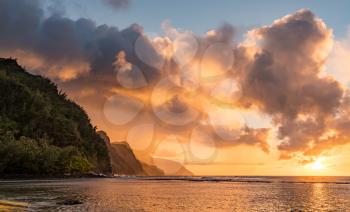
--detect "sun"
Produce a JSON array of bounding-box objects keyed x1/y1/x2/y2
[{"x1": 311, "y1": 159, "x2": 325, "y2": 170}]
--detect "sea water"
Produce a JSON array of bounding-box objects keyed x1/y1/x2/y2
[{"x1": 1, "y1": 176, "x2": 350, "y2": 211}]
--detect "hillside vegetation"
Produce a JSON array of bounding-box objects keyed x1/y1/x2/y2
[{"x1": 0, "y1": 58, "x2": 111, "y2": 176}]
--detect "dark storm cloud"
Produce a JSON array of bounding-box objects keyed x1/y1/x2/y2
[
  {"x1": 0, "y1": 0, "x2": 42, "y2": 50},
  {"x1": 0, "y1": 0, "x2": 158, "y2": 81}
]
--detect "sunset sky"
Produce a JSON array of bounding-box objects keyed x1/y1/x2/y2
[{"x1": 2, "y1": 0, "x2": 350, "y2": 176}]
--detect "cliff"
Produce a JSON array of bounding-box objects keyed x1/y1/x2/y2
[
  {"x1": 98, "y1": 131, "x2": 164, "y2": 176},
  {"x1": 135, "y1": 151, "x2": 193, "y2": 176},
  {"x1": 0, "y1": 58, "x2": 177, "y2": 177},
  {"x1": 152, "y1": 158, "x2": 193, "y2": 176},
  {"x1": 0, "y1": 58, "x2": 111, "y2": 176}
]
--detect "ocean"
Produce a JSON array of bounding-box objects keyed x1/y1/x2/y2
[{"x1": 1, "y1": 176, "x2": 350, "y2": 211}]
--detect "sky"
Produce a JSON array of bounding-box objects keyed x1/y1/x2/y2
[
  {"x1": 56, "y1": 0, "x2": 350, "y2": 38},
  {"x1": 2, "y1": 0, "x2": 350, "y2": 176}
]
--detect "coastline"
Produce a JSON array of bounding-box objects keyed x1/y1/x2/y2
[
  {"x1": 2, "y1": 175, "x2": 350, "y2": 184},
  {"x1": 0, "y1": 173, "x2": 111, "y2": 180}
]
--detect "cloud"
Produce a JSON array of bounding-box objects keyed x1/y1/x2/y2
[
  {"x1": 2, "y1": 2, "x2": 350, "y2": 163},
  {"x1": 327, "y1": 27, "x2": 350, "y2": 87},
  {"x1": 195, "y1": 122, "x2": 270, "y2": 153},
  {"x1": 114, "y1": 51, "x2": 148, "y2": 89},
  {"x1": 233, "y1": 9, "x2": 350, "y2": 160},
  {"x1": 101, "y1": 0, "x2": 129, "y2": 10},
  {"x1": 0, "y1": 0, "x2": 158, "y2": 82}
]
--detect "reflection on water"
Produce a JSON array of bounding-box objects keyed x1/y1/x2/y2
[{"x1": 0, "y1": 177, "x2": 350, "y2": 211}]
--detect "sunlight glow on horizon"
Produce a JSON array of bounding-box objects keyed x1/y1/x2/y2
[{"x1": 311, "y1": 159, "x2": 325, "y2": 170}]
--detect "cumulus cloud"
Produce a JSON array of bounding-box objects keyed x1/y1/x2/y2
[{"x1": 233, "y1": 9, "x2": 350, "y2": 161}]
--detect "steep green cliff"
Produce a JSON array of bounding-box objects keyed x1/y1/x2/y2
[{"x1": 0, "y1": 58, "x2": 111, "y2": 176}]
